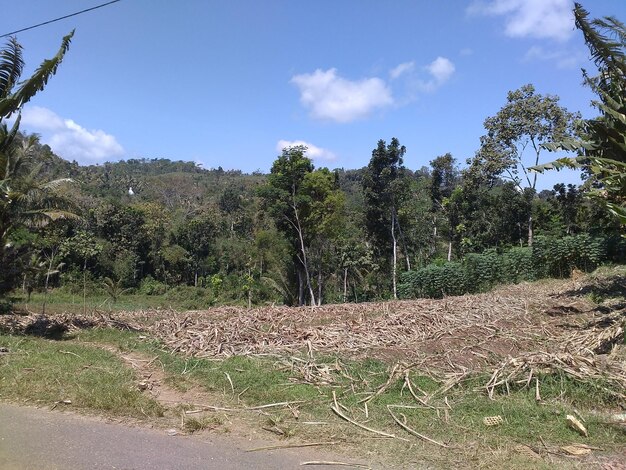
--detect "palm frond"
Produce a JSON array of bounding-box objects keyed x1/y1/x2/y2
[
  {"x1": 0, "y1": 37, "x2": 23, "y2": 101},
  {"x1": 0, "y1": 31, "x2": 73, "y2": 118},
  {"x1": 574, "y1": 4, "x2": 626, "y2": 77}
]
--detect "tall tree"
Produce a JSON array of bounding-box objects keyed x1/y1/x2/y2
[
  {"x1": 362, "y1": 138, "x2": 409, "y2": 299},
  {"x1": 259, "y1": 146, "x2": 316, "y2": 305},
  {"x1": 469, "y1": 84, "x2": 577, "y2": 245},
  {"x1": 429, "y1": 153, "x2": 458, "y2": 260}
]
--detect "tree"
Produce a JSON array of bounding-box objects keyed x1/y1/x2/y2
[
  {"x1": 469, "y1": 84, "x2": 577, "y2": 245},
  {"x1": 0, "y1": 32, "x2": 74, "y2": 297},
  {"x1": 534, "y1": 4, "x2": 625, "y2": 225},
  {"x1": 429, "y1": 153, "x2": 458, "y2": 260},
  {"x1": 362, "y1": 138, "x2": 409, "y2": 298},
  {"x1": 260, "y1": 146, "x2": 345, "y2": 306},
  {"x1": 259, "y1": 146, "x2": 317, "y2": 305}
]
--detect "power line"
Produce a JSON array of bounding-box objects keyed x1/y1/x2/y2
[{"x1": 1, "y1": 0, "x2": 122, "y2": 38}]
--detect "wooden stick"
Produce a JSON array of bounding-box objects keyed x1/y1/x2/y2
[
  {"x1": 387, "y1": 406, "x2": 449, "y2": 448},
  {"x1": 246, "y1": 441, "x2": 341, "y2": 452},
  {"x1": 404, "y1": 372, "x2": 437, "y2": 410},
  {"x1": 330, "y1": 401, "x2": 407, "y2": 441},
  {"x1": 300, "y1": 461, "x2": 371, "y2": 469}
]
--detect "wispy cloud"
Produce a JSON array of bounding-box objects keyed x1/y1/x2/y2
[
  {"x1": 426, "y1": 57, "x2": 456, "y2": 83},
  {"x1": 276, "y1": 139, "x2": 337, "y2": 162},
  {"x1": 291, "y1": 58, "x2": 455, "y2": 123},
  {"x1": 414, "y1": 57, "x2": 456, "y2": 93},
  {"x1": 19, "y1": 106, "x2": 124, "y2": 163},
  {"x1": 523, "y1": 45, "x2": 584, "y2": 69},
  {"x1": 468, "y1": 0, "x2": 574, "y2": 41},
  {"x1": 290, "y1": 68, "x2": 393, "y2": 123},
  {"x1": 390, "y1": 61, "x2": 415, "y2": 80}
]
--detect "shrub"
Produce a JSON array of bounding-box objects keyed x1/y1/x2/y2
[
  {"x1": 399, "y1": 234, "x2": 613, "y2": 300},
  {"x1": 501, "y1": 247, "x2": 535, "y2": 283},
  {"x1": 138, "y1": 276, "x2": 167, "y2": 296},
  {"x1": 164, "y1": 286, "x2": 214, "y2": 310},
  {"x1": 532, "y1": 234, "x2": 606, "y2": 278},
  {"x1": 463, "y1": 249, "x2": 503, "y2": 291},
  {"x1": 398, "y1": 262, "x2": 468, "y2": 299}
]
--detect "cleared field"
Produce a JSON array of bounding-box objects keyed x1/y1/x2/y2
[{"x1": 1, "y1": 269, "x2": 625, "y2": 469}]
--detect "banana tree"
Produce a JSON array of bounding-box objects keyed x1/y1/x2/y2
[{"x1": 532, "y1": 4, "x2": 625, "y2": 227}]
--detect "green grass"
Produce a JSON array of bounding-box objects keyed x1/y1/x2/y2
[
  {"x1": 73, "y1": 329, "x2": 626, "y2": 448},
  {"x1": 0, "y1": 333, "x2": 163, "y2": 419},
  {"x1": 5, "y1": 327, "x2": 625, "y2": 468}
]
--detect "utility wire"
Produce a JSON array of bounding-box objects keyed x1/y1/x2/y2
[{"x1": 1, "y1": 0, "x2": 122, "y2": 38}]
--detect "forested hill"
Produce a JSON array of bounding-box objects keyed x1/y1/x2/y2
[{"x1": 35, "y1": 138, "x2": 377, "y2": 218}]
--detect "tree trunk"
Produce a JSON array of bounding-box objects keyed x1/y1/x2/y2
[
  {"x1": 432, "y1": 217, "x2": 438, "y2": 255},
  {"x1": 447, "y1": 240, "x2": 452, "y2": 262},
  {"x1": 247, "y1": 268, "x2": 252, "y2": 309},
  {"x1": 391, "y1": 211, "x2": 398, "y2": 300},
  {"x1": 297, "y1": 268, "x2": 305, "y2": 306},
  {"x1": 343, "y1": 267, "x2": 348, "y2": 303},
  {"x1": 292, "y1": 201, "x2": 316, "y2": 306},
  {"x1": 43, "y1": 254, "x2": 55, "y2": 315},
  {"x1": 317, "y1": 269, "x2": 322, "y2": 306},
  {"x1": 528, "y1": 214, "x2": 533, "y2": 247},
  {"x1": 83, "y1": 258, "x2": 87, "y2": 315}
]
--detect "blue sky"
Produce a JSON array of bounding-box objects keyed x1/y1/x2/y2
[{"x1": 5, "y1": 0, "x2": 625, "y2": 189}]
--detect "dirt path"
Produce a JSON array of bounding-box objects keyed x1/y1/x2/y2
[{"x1": 0, "y1": 402, "x2": 374, "y2": 470}]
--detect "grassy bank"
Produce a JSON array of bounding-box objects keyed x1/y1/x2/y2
[{"x1": 3, "y1": 326, "x2": 619, "y2": 468}]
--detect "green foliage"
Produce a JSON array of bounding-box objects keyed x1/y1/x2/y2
[
  {"x1": 102, "y1": 277, "x2": 130, "y2": 303},
  {"x1": 464, "y1": 249, "x2": 503, "y2": 291},
  {"x1": 398, "y1": 262, "x2": 468, "y2": 299},
  {"x1": 0, "y1": 33, "x2": 75, "y2": 297},
  {"x1": 138, "y1": 275, "x2": 166, "y2": 296},
  {"x1": 501, "y1": 247, "x2": 536, "y2": 283},
  {"x1": 399, "y1": 234, "x2": 615, "y2": 299},
  {"x1": 164, "y1": 285, "x2": 213, "y2": 310},
  {"x1": 535, "y1": 4, "x2": 626, "y2": 225},
  {"x1": 532, "y1": 234, "x2": 606, "y2": 277}
]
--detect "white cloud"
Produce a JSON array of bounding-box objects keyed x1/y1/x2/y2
[
  {"x1": 416, "y1": 57, "x2": 456, "y2": 92},
  {"x1": 468, "y1": 0, "x2": 574, "y2": 41},
  {"x1": 427, "y1": 57, "x2": 455, "y2": 83},
  {"x1": 276, "y1": 140, "x2": 337, "y2": 162},
  {"x1": 290, "y1": 68, "x2": 393, "y2": 123},
  {"x1": 390, "y1": 61, "x2": 415, "y2": 79},
  {"x1": 19, "y1": 106, "x2": 124, "y2": 163}
]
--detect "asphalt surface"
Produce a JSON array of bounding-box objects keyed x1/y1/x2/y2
[{"x1": 0, "y1": 403, "x2": 367, "y2": 470}]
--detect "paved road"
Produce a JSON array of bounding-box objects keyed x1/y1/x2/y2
[{"x1": 0, "y1": 403, "x2": 369, "y2": 470}]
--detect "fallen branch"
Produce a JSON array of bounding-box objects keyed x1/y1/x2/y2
[
  {"x1": 387, "y1": 406, "x2": 449, "y2": 448},
  {"x1": 246, "y1": 441, "x2": 341, "y2": 452},
  {"x1": 300, "y1": 461, "x2": 371, "y2": 468},
  {"x1": 330, "y1": 393, "x2": 407, "y2": 441}
]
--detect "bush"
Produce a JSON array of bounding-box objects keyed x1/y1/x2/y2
[
  {"x1": 398, "y1": 262, "x2": 468, "y2": 299},
  {"x1": 501, "y1": 247, "x2": 535, "y2": 283},
  {"x1": 532, "y1": 234, "x2": 606, "y2": 278},
  {"x1": 463, "y1": 249, "x2": 503, "y2": 291},
  {"x1": 138, "y1": 276, "x2": 167, "y2": 296},
  {"x1": 399, "y1": 234, "x2": 613, "y2": 300},
  {"x1": 164, "y1": 286, "x2": 214, "y2": 310}
]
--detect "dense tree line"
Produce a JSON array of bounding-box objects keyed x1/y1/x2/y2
[{"x1": 1, "y1": 3, "x2": 624, "y2": 308}]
